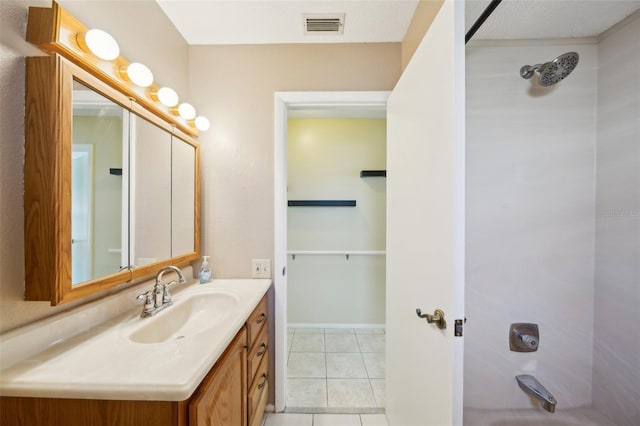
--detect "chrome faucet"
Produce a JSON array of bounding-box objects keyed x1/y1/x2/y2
[
  {"x1": 136, "y1": 266, "x2": 186, "y2": 318},
  {"x1": 516, "y1": 374, "x2": 557, "y2": 413}
]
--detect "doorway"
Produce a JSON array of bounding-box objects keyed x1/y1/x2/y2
[{"x1": 274, "y1": 91, "x2": 390, "y2": 413}]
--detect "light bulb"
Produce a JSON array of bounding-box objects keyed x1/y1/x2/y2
[
  {"x1": 79, "y1": 29, "x2": 120, "y2": 61},
  {"x1": 178, "y1": 103, "x2": 196, "y2": 120},
  {"x1": 152, "y1": 87, "x2": 179, "y2": 107},
  {"x1": 122, "y1": 63, "x2": 153, "y2": 88},
  {"x1": 195, "y1": 116, "x2": 210, "y2": 131}
]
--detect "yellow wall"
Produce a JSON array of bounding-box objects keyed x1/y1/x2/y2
[
  {"x1": 287, "y1": 118, "x2": 387, "y2": 325},
  {"x1": 288, "y1": 118, "x2": 386, "y2": 250}
]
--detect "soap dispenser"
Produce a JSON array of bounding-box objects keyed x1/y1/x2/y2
[{"x1": 199, "y1": 256, "x2": 212, "y2": 283}]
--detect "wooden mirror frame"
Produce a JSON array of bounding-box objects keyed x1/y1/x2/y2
[{"x1": 24, "y1": 2, "x2": 200, "y2": 305}]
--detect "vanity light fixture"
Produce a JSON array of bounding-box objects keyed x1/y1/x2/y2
[
  {"x1": 194, "y1": 116, "x2": 210, "y2": 131},
  {"x1": 150, "y1": 86, "x2": 179, "y2": 108},
  {"x1": 178, "y1": 102, "x2": 196, "y2": 120},
  {"x1": 74, "y1": 17, "x2": 208, "y2": 132},
  {"x1": 120, "y1": 62, "x2": 154, "y2": 88},
  {"x1": 77, "y1": 29, "x2": 120, "y2": 61}
]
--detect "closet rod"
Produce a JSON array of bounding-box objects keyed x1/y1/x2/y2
[{"x1": 288, "y1": 250, "x2": 386, "y2": 260}]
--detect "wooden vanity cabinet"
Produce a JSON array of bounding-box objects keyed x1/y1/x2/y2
[
  {"x1": 188, "y1": 328, "x2": 247, "y2": 426},
  {"x1": 189, "y1": 293, "x2": 269, "y2": 426},
  {"x1": 0, "y1": 330, "x2": 246, "y2": 426},
  {"x1": 0, "y1": 294, "x2": 270, "y2": 426}
]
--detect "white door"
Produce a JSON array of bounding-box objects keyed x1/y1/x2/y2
[{"x1": 385, "y1": 1, "x2": 465, "y2": 425}]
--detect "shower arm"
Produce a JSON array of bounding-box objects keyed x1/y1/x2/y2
[{"x1": 520, "y1": 63, "x2": 545, "y2": 79}]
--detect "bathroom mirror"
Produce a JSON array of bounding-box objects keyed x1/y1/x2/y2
[
  {"x1": 171, "y1": 135, "x2": 198, "y2": 258},
  {"x1": 71, "y1": 81, "x2": 128, "y2": 285},
  {"x1": 130, "y1": 114, "x2": 172, "y2": 267},
  {"x1": 24, "y1": 53, "x2": 200, "y2": 305}
]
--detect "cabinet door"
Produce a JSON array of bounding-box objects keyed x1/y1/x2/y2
[{"x1": 189, "y1": 329, "x2": 247, "y2": 426}]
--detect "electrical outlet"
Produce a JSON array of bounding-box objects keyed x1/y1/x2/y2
[{"x1": 251, "y1": 259, "x2": 271, "y2": 279}]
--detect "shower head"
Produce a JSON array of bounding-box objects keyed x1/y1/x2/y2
[{"x1": 520, "y1": 52, "x2": 579, "y2": 86}]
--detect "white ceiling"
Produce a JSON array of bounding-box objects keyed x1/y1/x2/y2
[
  {"x1": 156, "y1": 0, "x2": 420, "y2": 45},
  {"x1": 156, "y1": 0, "x2": 640, "y2": 45},
  {"x1": 465, "y1": 0, "x2": 640, "y2": 40}
]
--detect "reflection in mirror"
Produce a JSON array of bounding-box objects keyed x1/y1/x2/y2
[
  {"x1": 72, "y1": 80, "x2": 128, "y2": 285},
  {"x1": 131, "y1": 114, "x2": 171, "y2": 267},
  {"x1": 172, "y1": 136, "x2": 196, "y2": 257}
]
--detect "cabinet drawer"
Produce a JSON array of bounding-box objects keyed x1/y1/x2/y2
[
  {"x1": 247, "y1": 324, "x2": 268, "y2": 383},
  {"x1": 247, "y1": 352, "x2": 268, "y2": 424},
  {"x1": 246, "y1": 295, "x2": 268, "y2": 349}
]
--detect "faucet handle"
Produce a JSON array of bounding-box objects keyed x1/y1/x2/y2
[
  {"x1": 136, "y1": 291, "x2": 154, "y2": 316},
  {"x1": 162, "y1": 280, "x2": 178, "y2": 305}
]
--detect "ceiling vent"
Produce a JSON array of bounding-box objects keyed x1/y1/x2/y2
[{"x1": 303, "y1": 14, "x2": 345, "y2": 35}]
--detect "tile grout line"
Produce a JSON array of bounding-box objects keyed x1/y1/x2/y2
[{"x1": 324, "y1": 328, "x2": 329, "y2": 409}]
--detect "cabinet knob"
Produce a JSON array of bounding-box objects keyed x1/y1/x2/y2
[
  {"x1": 257, "y1": 374, "x2": 267, "y2": 390},
  {"x1": 257, "y1": 343, "x2": 267, "y2": 357}
]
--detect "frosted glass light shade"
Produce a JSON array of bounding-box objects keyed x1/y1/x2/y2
[
  {"x1": 122, "y1": 63, "x2": 153, "y2": 88},
  {"x1": 178, "y1": 103, "x2": 196, "y2": 120},
  {"x1": 195, "y1": 116, "x2": 210, "y2": 131},
  {"x1": 155, "y1": 87, "x2": 179, "y2": 107},
  {"x1": 80, "y1": 29, "x2": 120, "y2": 61}
]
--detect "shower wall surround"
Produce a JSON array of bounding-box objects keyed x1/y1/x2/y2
[
  {"x1": 593, "y1": 13, "x2": 640, "y2": 426},
  {"x1": 465, "y1": 42, "x2": 598, "y2": 409},
  {"x1": 467, "y1": 14, "x2": 640, "y2": 424}
]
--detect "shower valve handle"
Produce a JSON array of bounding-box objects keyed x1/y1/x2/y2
[{"x1": 416, "y1": 308, "x2": 447, "y2": 329}]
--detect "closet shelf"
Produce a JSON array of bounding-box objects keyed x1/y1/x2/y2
[
  {"x1": 288, "y1": 200, "x2": 356, "y2": 207},
  {"x1": 360, "y1": 170, "x2": 386, "y2": 178}
]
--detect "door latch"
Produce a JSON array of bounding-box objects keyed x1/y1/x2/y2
[{"x1": 455, "y1": 319, "x2": 464, "y2": 337}]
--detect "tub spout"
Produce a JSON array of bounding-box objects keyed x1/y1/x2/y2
[{"x1": 516, "y1": 374, "x2": 557, "y2": 413}]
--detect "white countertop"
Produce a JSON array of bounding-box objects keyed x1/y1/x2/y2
[{"x1": 0, "y1": 279, "x2": 271, "y2": 401}]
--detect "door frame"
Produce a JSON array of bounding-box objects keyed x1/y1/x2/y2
[{"x1": 273, "y1": 91, "x2": 390, "y2": 412}]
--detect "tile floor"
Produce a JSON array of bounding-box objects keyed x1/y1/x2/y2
[
  {"x1": 263, "y1": 413, "x2": 389, "y2": 426},
  {"x1": 286, "y1": 328, "x2": 385, "y2": 413}
]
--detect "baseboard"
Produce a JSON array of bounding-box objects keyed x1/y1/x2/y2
[
  {"x1": 285, "y1": 407, "x2": 385, "y2": 415},
  {"x1": 287, "y1": 323, "x2": 385, "y2": 330}
]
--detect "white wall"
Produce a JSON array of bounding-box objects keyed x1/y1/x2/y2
[
  {"x1": 465, "y1": 42, "x2": 598, "y2": 409},
  {"x1": 287, "y1": 118, "x2": 386, "y2": 325},
  {"x1": 593, "y1": 13, "x2": 640, "y2": 426}
]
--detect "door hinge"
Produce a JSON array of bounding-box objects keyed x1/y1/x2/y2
[{"x1": 454, "y1": 318, "x2": 465, "y2": 337}]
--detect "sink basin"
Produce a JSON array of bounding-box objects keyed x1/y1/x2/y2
[{"x1": 128, "y1": 292, "x2": 238, "y2": 344}]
